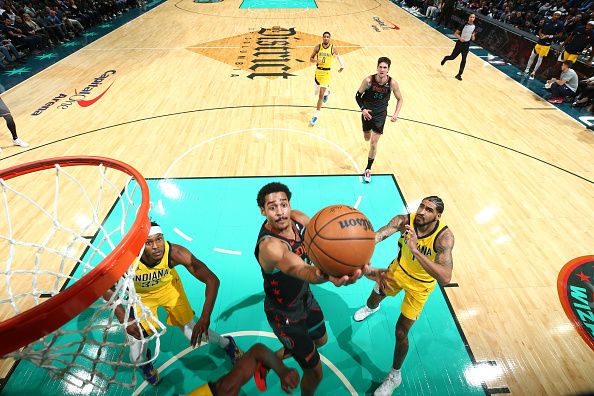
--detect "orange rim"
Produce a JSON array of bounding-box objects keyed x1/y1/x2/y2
[{"x1": 0, "y1": 156, "x2": 150, "y2": 356}]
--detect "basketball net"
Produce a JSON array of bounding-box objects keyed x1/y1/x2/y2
[{"x1": 0, "y1": 157, "x2": 166, "y2": 391}]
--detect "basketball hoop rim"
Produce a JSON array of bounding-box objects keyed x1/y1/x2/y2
[{"x1": 0, "y1": 156, "x2": 150, "y2": 356}]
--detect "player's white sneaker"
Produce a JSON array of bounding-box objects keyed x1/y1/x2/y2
[
  {"x1": 13, "y1": 138, "x2": 29, "y2": 147},
  {"x1": 363, "y1": 169, "x2": 371, "y2": 183},
  {"x1": 353, "y1": 304, "x2": 380, "y2": 322},
  {"x1": 374, "y1": 370, "x2": 402, "y2": 396}
]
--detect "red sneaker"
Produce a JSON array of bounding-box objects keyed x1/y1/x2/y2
[
  {"x1": 254, "y1": 361, "x2": 269, "y2": 391},
  {"x1": 547, "y1": 97, "x2": 563, "y2": 104}
]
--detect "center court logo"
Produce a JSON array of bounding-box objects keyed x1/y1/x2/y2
[
  {"x1": 187, "y1": 29, "x2": 360, "y2": 80},
  {"x1": 557, "y1": 255, "x2": 594, "y2": 350},
  {"x1": 31, "y1": 70, "x2": 116, "y2": 116}
]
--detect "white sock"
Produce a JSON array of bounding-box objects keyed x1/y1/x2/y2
[
  {"x1": 180, "y1": 321, "x2": 229, "y2": 348},
  {"x1": 324, "y1": 89, "x2": 330, "y2": 97},
  {"x1": 314, "y1": 110, "x2": 320, "y2": 117},
  {"x1": 390, "y1": 368, "x2": 401, "y2": 376},
  {"x1": 533, "y1": 57, "x2": 544, "y2": 74},
  {"x1": 208, "y1": 329, "x2": 229, "y2": 348},
  {"x1": 127, "y1": 334, "x2": 148, "y2": 364}
]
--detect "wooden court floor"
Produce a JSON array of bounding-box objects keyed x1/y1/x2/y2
[{"x1": 1, "y1": 0, "x2": 593, "y2": 394}]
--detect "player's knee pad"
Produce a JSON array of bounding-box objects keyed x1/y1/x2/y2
[{"x1": 294, "y1": 348, "x2": 321, "y2": 371}]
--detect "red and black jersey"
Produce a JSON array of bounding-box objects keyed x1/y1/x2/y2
[
  {"x1": 254, "y1": 217, "x2": 311, "y2": 310},
  {"x1": 362, "y1": 74, "x2": 392, "y2": 115}
]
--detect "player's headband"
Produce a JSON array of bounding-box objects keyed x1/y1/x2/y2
[{"x1": 149, "y1": 225, "x2": 163, "y2": 237}]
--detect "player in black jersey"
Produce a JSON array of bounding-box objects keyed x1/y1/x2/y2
[
  {"x1": 254, "y1": 182, "x2": 386, "y2": 396},
  {"x1": 355, "y1": 57, "x2": 403, "y2": 183}
]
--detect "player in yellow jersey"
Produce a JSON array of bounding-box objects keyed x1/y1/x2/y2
[
  {"x1": 182, "y1": 343, "x2": 299, "y2": 396},
  {"x1": 353, "y1": 197, "x2": 455, "y2": 396},
  {"x1": 114, "y1": 222, "x2": 242, "y2": 385},
  {"x1": 309, "y1": 31, "x2": 344, "y2": 126}
]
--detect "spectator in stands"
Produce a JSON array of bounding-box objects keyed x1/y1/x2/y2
[
  {"x1": 2, "y1": 17, "x2": 42, "y2": 53},
  {"x1": 22, "y1": 13, "x2": 61, "y2": 45},
  {"x1": 437, "y1": 0, "x2": 457, "y2": 27},
  {"x1": 14, "y1": 15, "x2": 50, "y2": 48},
  {"x1": 545, "y1": 60, "x2": 579, "y2": 102},
  {"x1": 426, "y1": 0, "x2": 441, "y2": 19},
  {"x1": 45, "y1": 9, "x2": 69, "y2": 41},
  {"x1": 571, "y1": 75, "x2": 594, "y2": 107}
]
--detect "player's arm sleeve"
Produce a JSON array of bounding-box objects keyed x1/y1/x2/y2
[{"x1": 355, "y1": 90, "x2": 366, "y2": 110}]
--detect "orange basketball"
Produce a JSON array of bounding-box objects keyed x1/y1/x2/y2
[{"x1": 304, "y1": 205, "x2": 375, "y2": 277}]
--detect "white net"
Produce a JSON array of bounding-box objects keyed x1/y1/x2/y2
[{"x1": 0, "y1": 159, "x2": 166, "y2": 391}]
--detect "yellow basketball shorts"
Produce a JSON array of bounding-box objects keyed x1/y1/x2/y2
[
  {"x1": 562, "y1": 50, "x2": 578, "y2": 63},
  {"x1": 314, "y1": 69, "x2": 331, "y2": 88},
  {"x1": 534, "y1": 44, "x2": 551, "y2": 57},
  {"x1": 379, "y1": 261, "x2": 436, "y2": 321},
  {"x1": 136, "y1": 276, "x2": 194, "y2": 333},
  {"x1": 189, "y1": 383, "x2": 215, "y2": 396}
]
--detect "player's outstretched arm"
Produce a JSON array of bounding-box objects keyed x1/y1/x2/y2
[
  {"x1": 104, "y1": 288, "x2": 143, "y2": 339},
  {"x1": 212, "y1": 343, "x2": 299, "y2": 396},
  {"x1": 375, "y1": 214, "x2": 408, "y2": 243},
  {"x1": 170, "y1": 243, "x2": 220, "y2": 346},
  {"x1": 258, "y1": 237, "x2": 325, "y2": 284}
]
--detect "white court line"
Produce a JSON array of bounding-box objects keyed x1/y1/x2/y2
[
  {"x1": 173, "y1": 227, "x2": 192, "y2": 241},
  {"x1": 131, "y1": 330, "x2": 357, "y2": 396},
  {"x1": 163, "y1": 127, "x2": 361, "y2": 178},
  {"x1": 213, "y1": 247, "x2": 242, "y2": 255},
  {"x1": 155, "y1": 199, "x2": 165, "y2": 215},
  {"x1": 354, "y1": 195, "x2": 362, "y2": 209}
]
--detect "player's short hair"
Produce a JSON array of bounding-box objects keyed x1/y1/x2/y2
[
  {"x1": 423, "y1": 196, "x2": 445, "y2": 214},
  {"x1": 257, "y1": 182, "x2": 292, "y2": 208},
  {"x1": 562, "y1": 60, "x2": 574, "y2": 68},
  {"x1": 323, "y1": 31, "x2": 331, "y2": 37},
  {"x1": 377, "y1": 56, "x2": 391, "y2": 68}
]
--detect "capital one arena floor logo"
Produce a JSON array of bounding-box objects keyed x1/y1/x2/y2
[
  {"x1": 557, "y1": 255, "x2": 594, "y2": 350},
  {"x1": 187, "y1": 28, "x2": 360, "y2": 79}
]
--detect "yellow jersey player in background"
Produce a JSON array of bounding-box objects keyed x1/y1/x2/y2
[
  {"x1": 182, "y1": 343, "x2": 299, "y2": 396},
  {"x1": 114, "y1": 222, "x2": 243, "y2": 385},
  {"x1": 353, "y1": 196, "x2": 455, "y2": 396},
  {"x1": 309, "y1": 31, "x2": 344, "y2": 126}
]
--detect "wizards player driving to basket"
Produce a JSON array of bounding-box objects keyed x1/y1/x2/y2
[
  {"x1": 254, "y1": 182, "x2": 388, "y2": 395},
  {"x1": 114, "y1": 222, "x2": 242, "y2": 385}
]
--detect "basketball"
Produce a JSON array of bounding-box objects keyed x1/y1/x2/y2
[{"x1": 304, "y1": 205, "x2": 375, "y2": 277}]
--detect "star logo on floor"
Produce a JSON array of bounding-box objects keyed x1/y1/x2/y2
[
  {"x1": 63, "y1": 41, "x2": 79, "y2": 47},
  {"x1": 3, "y1": 66, "x2": 32, "y2": 76},
  {"x1": 83, "y1": 32, "x2": 99, "y2": 38},
  {"x1": 35, "y1": 53, "x2": 58, "y2": 60}
]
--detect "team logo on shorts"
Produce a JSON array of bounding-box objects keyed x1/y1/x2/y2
[
  {"x1": 187, "y1": 27, "x2": 360, "y2": 80},
  {"x1": 557, "y1": 255, "x2": 594, "y2": 350}
]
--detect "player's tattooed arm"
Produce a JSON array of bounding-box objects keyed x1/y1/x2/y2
[
  {"x1": 375, "y1": 214, "x2": 408, "y2": 243},
  {"x1": 432, "y1": 228, "x2": 455, "y2": 285}
]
